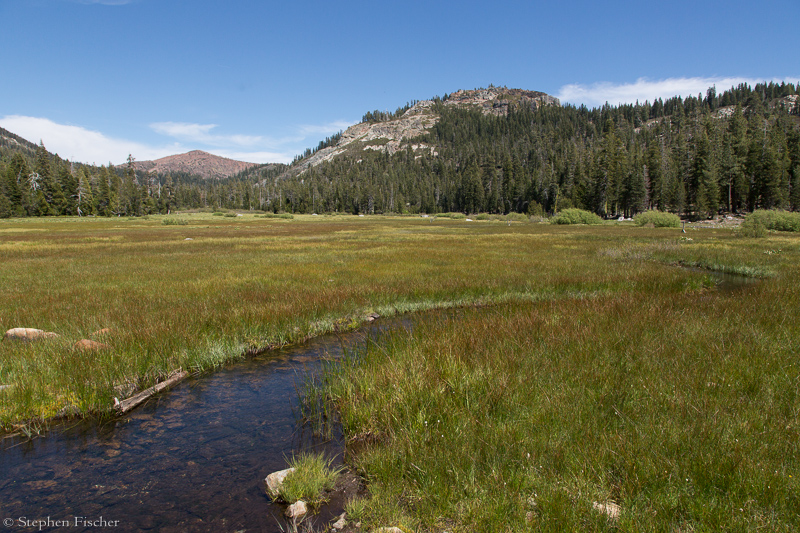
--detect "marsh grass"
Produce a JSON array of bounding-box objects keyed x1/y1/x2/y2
[
  {"x1": 323, "y1": 278, "x2": 800, "y2": 532},
  {"x1": 0, "y1": 214, "x2": 644, "y2": 429},
  {"x1": 273, "y1": 452, "x2": 343, "y2": 506}
]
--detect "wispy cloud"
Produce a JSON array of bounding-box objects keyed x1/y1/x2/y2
[
  {"x1": 0, "y1": 115, "x2": 359, "y2": 167},
  {"x1": 0, "y1": 115, "x2": 179, "y2": 165},
  {"x1": 0, "y1": 116, "x2": 296, "y2": 165},
  {"x1": 150, "y1": 122, "x2": 264, "y2": 147},
  {"x1": 557, "y1": 76, "x2": 800, "y2": 108}
]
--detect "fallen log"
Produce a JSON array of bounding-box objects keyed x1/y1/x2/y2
[{"x1": 113, "y1": 370, "x2": 188, "y2": 414}]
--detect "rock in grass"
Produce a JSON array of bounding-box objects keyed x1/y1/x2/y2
[
  {"x1": 285, "y1": 500, "x2": 307, "y2": 520},
  {"x1": 592, "y1": 501, "x2": 621, "y2": 521},
  {"x1": 373, "y1": 528, "x2": 405, "y2": 533},
  {"x1": 3, "y1": 328, "x2": 59, "y2": 341},
  {"x1": 265, "y1": 467, "x2": 295, "y2": 499},
  {"x1": 331, "y1": 513, "x2": 346, "y2": 530},
  {"x1": 74, "y1": 339, "x2": 112, "y2": 351},
  {"x1": 91, "y1": 328, "x2": 113, "y2": 337}
]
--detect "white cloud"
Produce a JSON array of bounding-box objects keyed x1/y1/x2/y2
[
  {"x1": 0, "y1": 115, "x2": 179, "y2": 165},
  {"x1": 0, "y1": 116, "x2": 294, "y2": 165},
  {"x1": 557, "y1": 76, "x2": 800, "y2": 108},
  {"x1": 0, "y1": 115, "x2": 359, "y2": 167},
  {"x1": 150, "y1": 122, "x2": 264, "y2": 147}
]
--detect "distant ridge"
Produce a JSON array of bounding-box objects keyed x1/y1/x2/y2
[{"x1": 132, "y1": 150, "x2": 261, "y2": 180}]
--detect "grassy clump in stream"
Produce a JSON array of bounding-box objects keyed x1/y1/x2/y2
[{"x1": 272, "y1": 453, "x2": 342, "y2": 506}]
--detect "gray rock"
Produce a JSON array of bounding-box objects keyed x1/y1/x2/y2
[
  {"x1": 3, "y1": 328, "x2": 59, "y2": 341},
  {"x1": 373, "y1": 528, "x2": 404, "y2": 533},
  {"x1": 331, "y1": 513, "x2": 346, "y2": 530},
  {"x1": 265, "y1": 467, "x2": 295, "y2": 499},
  {"x1": 285, "y1": 500, "x2": 307, "y2": 520}
]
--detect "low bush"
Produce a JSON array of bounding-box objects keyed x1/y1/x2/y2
[
  {"x1": 551, "y1": 208, "x2": 603, "y2": 225},
  {"x1": 745, "y1": 209, "x2": 800, "y2": 232},
  {"x1": 634, "y1": 210, "x2": 681, "y2": 228},
  {"x1": 161, "y1": 218, "x2": 188, "y2": 225},
  {"x1": 739, "y1": 216, "x2": 767, "y2": 238}
]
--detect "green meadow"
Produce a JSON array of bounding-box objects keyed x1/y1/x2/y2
[{"x1": 1, "y1": 213, "x2": 798, "y2": 531}]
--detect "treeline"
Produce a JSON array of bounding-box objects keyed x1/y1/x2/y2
[
  {"x1": 361, "y1": 101, "x2": 419, "y2": 124},
  {"x1": 1, "y1": 81, "x2": 799, "y2": 218},
  {"x1": 0, "y1": 143, "x2": 288, "y2": 218}
]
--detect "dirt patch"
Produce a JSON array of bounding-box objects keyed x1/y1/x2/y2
[{"x1": 310, "y1": 469, "x2": 367, "y2": 532}]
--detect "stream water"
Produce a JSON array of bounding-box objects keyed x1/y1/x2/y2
[{"x1": 0, "y1": 322, "x2": 400, "y2": 532}]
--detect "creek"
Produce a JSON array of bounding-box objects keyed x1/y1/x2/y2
[{"x1": 0, "y1": 322, "x2": 401, "y2": 532}]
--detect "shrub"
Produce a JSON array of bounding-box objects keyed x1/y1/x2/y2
[
  {"x1": 745, "y1": 209, "x2": 800, "y2": 232},
  {"x1": 634, "y1": 210, "x2": 681, "y2": 228},
  {"x1": 551, "y1": 208, "x2": 603, "y2": 225},
  {"x1": 442, "y1": 212, "x2": 466, "y2": 219},
  {"x1": 739, "y1": 216, "x2": 767, "y2": 238},
  {"x1": 161, "y1": 218, "x2": 188, "y2": 226},
  {"x1": 261, "y1": 213, "x2": 294, "y2": 219},
  {"x1": 505, "y1": 212, "x2": 529, "y2": 223}
]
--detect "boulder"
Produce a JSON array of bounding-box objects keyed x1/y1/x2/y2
[
  {"x1": 74, "y1": 339, "x2": 112, "y2": 352},
  {"x1": 3, "y1": 328, "x2": 59, "y2": 341},
  {"x1": 265, "y1": 467, "x2": 295, "y2": 499},
  {"x1": 285, "y1": 500, "x2": 307, "y2": 520}
]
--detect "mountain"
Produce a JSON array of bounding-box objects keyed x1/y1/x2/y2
[
  {"x1": 0, "y1": 126, "x2": 39, "y2": 156},
  {"x1": 133, "y1": 150, "x2": 261, "y2": 180},
  {"x1": 289, "y1": 87, "x2": 560, "y2": 174}
]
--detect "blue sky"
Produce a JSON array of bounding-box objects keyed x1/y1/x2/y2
[{"x1": 1, "y1": 0, "x2": 798, "y2": 165}]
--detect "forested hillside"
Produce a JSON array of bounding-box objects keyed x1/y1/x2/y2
[{"x1": 1, "y1": 81, "x2": 798, "y2": 218}]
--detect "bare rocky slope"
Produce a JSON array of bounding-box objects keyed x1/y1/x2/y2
[
  {"x1": 292, "y1": 87, "x2": 560, "y2": 174},
  {"x1": 133, "y1": 150, "x2": 260, "y2": 180}
]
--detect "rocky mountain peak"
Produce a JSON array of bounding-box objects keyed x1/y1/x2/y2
[{"x1": 293, "y1": 87, "x2": 559, "y2": 173}]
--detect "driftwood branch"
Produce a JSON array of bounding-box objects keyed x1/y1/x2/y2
[{"x1": 114, "y1": 370, "x2": 188, "y2": 414}]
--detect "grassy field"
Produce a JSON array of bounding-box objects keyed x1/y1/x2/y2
[
  {"x1": 0, "y1": 212, "x2": 664, "y2": 428},
  {"x1": 1, "y1": 213, "x2": 798, "y2": 531}
]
